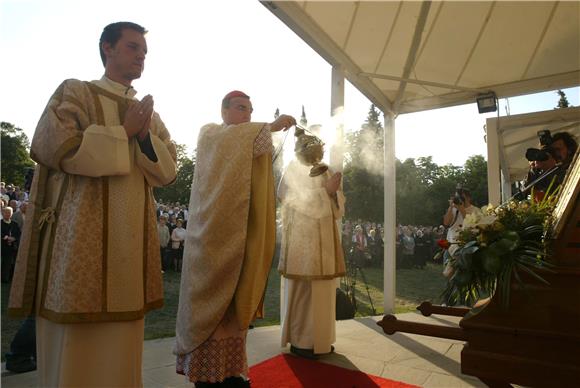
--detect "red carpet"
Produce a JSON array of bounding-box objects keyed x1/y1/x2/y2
[{"x1": 248, "y1": 354, "x2": 418, "y2": 388}]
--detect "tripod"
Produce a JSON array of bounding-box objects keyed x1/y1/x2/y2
[{"x1": 343, "y1": 247, "x2": 376, "y2": 315}]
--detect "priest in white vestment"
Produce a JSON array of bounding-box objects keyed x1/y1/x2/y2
[
  {"x1": 8, "y1": 22, "x2": 177, "y2": 387},
  {"x1": 278, "y1": 153, "x2": 346, "y2": 359}
]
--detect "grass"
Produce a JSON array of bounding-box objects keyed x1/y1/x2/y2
[{"x1": 2, "y1": 260, "x2": 448, "y2": 360}]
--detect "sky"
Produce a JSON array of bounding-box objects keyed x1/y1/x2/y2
[{"x1": 1, "y1": 0, "x2": 578, "y2": 167}]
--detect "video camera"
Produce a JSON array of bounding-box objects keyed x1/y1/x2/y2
[
  {"x1": 452, "y1": 183, "x2": 466, "y2": 205},
  {"x1": 525, "y1": 130, "x2": 553, "y2": 162}
]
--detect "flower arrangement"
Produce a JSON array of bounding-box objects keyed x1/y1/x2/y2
[{"x1": 440, "y1": 189, "x2": 559, "y2": 308}]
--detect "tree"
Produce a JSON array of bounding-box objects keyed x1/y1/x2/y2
[
  {"x1": 363, "y1": 104, "x2": 383, "y2": 133},
  {"x1": 556, "y1": 90, "x2": 571, "y2": 109},
  {"x1": 462, "y1": 155, "x2": 488, "y2": 206},
  {"x1": 424, "y1": 163, "x2": 463, "y2": 226},
  {"x1": 396, "y1": 158, "x2": 423, "y2": 224},
  {"x1": 416, "y1": 156, "x2": 439, "y2": 185},
  {"x1": 342, "y1": 104, "x2": 385, "y2": 222},
  {"x1": 342, "y1": 164, "x2": 383, "y2": 222},
  {"x1": 153, "y1": 143, "x2": 195, "y2": 205},
  {"x1": 300, "y1": 105, "x2": 307, "y2": 127},
  {"x1": 337, "y1": 104, "x2": 489, "y2": 227},
  {"x1": 1, "y1": 121, "x2": 35, "y2": 187}
]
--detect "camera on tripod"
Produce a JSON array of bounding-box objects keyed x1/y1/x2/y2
[
  {"x1": 341, "y1": 242, "x2": 376, "y2": 316},
  {"x1": 525, "y1": 130, "x2": 553, "y2": 162}
]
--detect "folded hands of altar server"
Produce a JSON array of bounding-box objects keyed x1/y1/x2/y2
[{"x1": 124, "y1": 94, "x2": 154, "y2": 141}]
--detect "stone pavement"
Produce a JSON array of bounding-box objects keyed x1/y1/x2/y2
[{"x1": 2, "y1": 312, "x2": 485, "y2": 387}]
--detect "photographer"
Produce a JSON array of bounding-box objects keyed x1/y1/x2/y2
[
  {"x1": 518, "y1": 130, "x2": 574, "y2": 201},
  {"x1": 521, "y1": 146, "x2": 560, "y2": 201},
  {"x1": 551, "y1": 132, "x2": 578, "y2": 167},
  {"x1": 442, "y1": 186, "x2": 479, "y2": 253}
]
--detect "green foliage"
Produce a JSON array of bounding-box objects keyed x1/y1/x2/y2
[
  {"x1": 343, "y1": 104, "x2": 385, "y2": 222},
  {"x1": 556, "y1": 89, "x2": 571, "y2": 109},
  {"x1": 343, "y1": 165, "x2": 384, "y2": 221},
  {"x1": 342, "y1": 104, "x2": 489, "y2": 226},
  {"x1": 364, "y1": 104, "x2": 383, "y2": 132},
  {"x1": 443, "y1": 192, "x2": 557, "y2": 308},
  {"x1": 1, "y1": 122, "x2": 35, "y2": 187},
  {"x1": 153, "y1": 143, "x2": 195, "y2": 205},
  {"x1": 463, "y1": 154, "x2": 489, "y2": 205}
]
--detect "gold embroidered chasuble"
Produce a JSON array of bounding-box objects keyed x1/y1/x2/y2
[
  {"x1": 174, "y1": 122, "x2": 276, "y2": 356},
  {"x1": 278, "y1": 160, "x2": 346, "y2": 280},
  {"x1": 8, "y1": 76, "x2": 177, "y2": 323}
]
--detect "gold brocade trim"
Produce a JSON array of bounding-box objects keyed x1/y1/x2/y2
[
  {"x1": 10, "y1": 166, "x2": 49, "y2": 317},
  {"x1": 102, "y1": 176, "x2": 109, "y2": 311},
  {"x1": 39, "y1": 298, "x2": 164, "y2": 324},
  {"x1": 86, "y1": 82, "x2": 105, "y2": 127},
  {"x1": 86, "y1": 82, "x2": 131, "y2": 121},
  {"x1": 86, "y1": 82, "x2": 132, "y2": 104},
  {"x1": 279, "y1": 271, "x2": 346, "y2": 281},
  {"x1": 62, "y1": 94, "x2": 86, "y2": 113},
  {"x1": 233, "y1": 150, "x2": 276, "y2": 330},
  {"x1": 281, "y1": 208, "x2": 294, "y2": 275},
  {"x1": 142, "y1": 179, "x2": 148, "y2": 303},
  {"x1": 332, "y1": 213, "x2": 345, "y2": 273},
  {"x1": 318, "y1": 218, "x2": 323, "y2": 271},
  {"x1": 39, "y1": 174, "x2": 70, "y2": 313},
  {"x1": 54, "y1": 136, "x2": 82, "y2": 172},
  {"x1": 118, "y1": 99, "x2": 129, "y2": 122}
]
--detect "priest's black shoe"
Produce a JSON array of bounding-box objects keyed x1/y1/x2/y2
[{"x1": 290, "y1": 345, "x2": 318, "y2": 360}]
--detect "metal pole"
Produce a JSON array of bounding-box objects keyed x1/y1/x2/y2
[{"x1": 383, "y1": 111, "x2": 396, "y2": 313}]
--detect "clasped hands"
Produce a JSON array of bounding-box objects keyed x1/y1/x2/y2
[{"x1": 124, "y1": 95, "x2": 154, "y2": 142}]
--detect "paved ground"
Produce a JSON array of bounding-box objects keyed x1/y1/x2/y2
[{"x1": 1, "y1": 312, "x2": 485, "y2": 387}]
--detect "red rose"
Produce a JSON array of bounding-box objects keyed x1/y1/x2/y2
[{"x1": 437, "y1": 239, "x2": 450, "y2": 250}]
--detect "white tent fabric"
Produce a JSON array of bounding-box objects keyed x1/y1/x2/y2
[
  {"x1": 484, "y1": 106, "x2": 580, "y2": 204},
  {"x1": 263, "y1": 1, "x2": 580, "y2": 115},
  {"x1": 494, "y1": 107, "x2": 580, "y2": 181}
]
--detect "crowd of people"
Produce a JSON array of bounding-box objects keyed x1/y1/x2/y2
[
  {"x1": 1, "y1": 182, "x2": 35, "y2": 373},
  {"x1": 156, "y1": 203, "x2": 189, "y2": 272},
  {"x1": 341, "y1": 219, "x2": 446, "y2": 270},
  {"x1": 1, "y1": 182, "x2": 27, "y2": 284}
]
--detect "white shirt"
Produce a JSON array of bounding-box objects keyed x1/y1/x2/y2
[{"x1": 446, "y1": 205, "x2": 479, "y2": 243}]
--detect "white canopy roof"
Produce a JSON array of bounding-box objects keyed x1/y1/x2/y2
[{"x1": 262, "y1": 1, "x2": 580, "y2": 115}]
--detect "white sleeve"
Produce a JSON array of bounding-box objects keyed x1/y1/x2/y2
[{"x1": 60, "y1": 124, "x2": 130, "y2": 177}]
